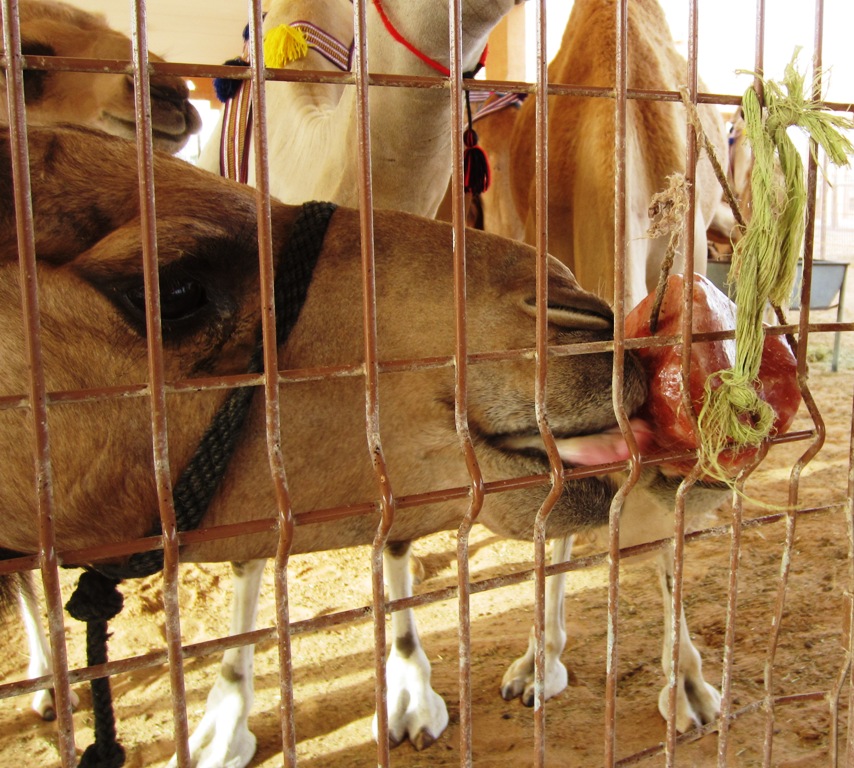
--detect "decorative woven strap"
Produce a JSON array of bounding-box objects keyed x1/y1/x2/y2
[
  {"x1": 220, "y1": 77, "x2": 253, "y2": 184},
  {"x1": 470, "y1": 91, "x2": 526, "y2": 124},
  {"x1": 291, "y1": 20, "x2": 353, "y2": 71}
]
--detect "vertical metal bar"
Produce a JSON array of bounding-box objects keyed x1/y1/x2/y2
[
  {"x1": 128, "y1": 1, "x2": 190, "y2": 764},
  {"x1": 845, "y1": 326, "x2": 854, "y2": 768},
  {"x1": 530, "y1": 0, "x2": 572, "y2": 761},
  {"x1": 832, "y1": 368, "x2": 854, "y2": 766},
  {"x1": 604, "y1": 0, "x2": 631, "y2": 762},
  {"x1": 762, "y1": 1, "x2": 827, "y2": 764},
  {"x1": 244, "y1": 2, "x2": 299, "y2": 764},
  {"x1": 663, "y1": 1, "x2": 702, "y2": 764},
  {"x1": 716, "y1": 477, "x2": 746, "y2": 766},
  {"x1": 351, "y1": 2, "x2": 394, "y2": 765},
  {"x1": 754, "y1": 0, "x2": 766, "y2": 82},
  {"x1": 0, "y1": 1, "x2": 77, "y2": 764},
  {"x1": 447, "y1": 1, "x2": 485, "y2": 765},
  {"x1": 530, "y1": 1, "x2": 559, "y2": 765}
]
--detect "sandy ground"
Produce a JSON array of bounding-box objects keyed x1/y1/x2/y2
[{"x1": 2, "y1": 286, "x2": 854, "y2": 767}]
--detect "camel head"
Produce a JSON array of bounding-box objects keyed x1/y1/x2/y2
[
  {"x1": 1, "y1": 0, "x2": 201, "y2": 153},
  {"x1": 0, "y1": 123, "x2": 650, "y2": 564}
]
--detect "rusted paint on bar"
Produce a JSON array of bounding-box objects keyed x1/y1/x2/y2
[
  {"x1": 761, "y1": 1, "x2": 827, "y2": 764},
  {"x1": 241, "y1": 1, "x2": 300, "y2": 763},
  {"x1": 662, "y1": 2, "x2": 702, "y2": 764},
  {"x1": 2, "y1": 500, "x2": 845, "y2": 710},
  {"x1": 0, "y1": 1, "x2": 77, "y2": 764},
  {"x1": 603, "y1": 0, "x2": 635, "y2": 763},
  {"x1": 716, "y1": 444, "x2": 768, "y2": 767},
  {"x1": 446, "y1": 1, "x2": 486, "y2": 764},
  {"x1": 530, "y1": 2, "x2": 563, "y2": 766},
  {"x1": 128, "y1": 1, "x2": 192, "y2": 764},
  {"x1": 349, "y1": 2, "x2": 394, "y2": 764},
  {"x1": 846, "y1": 274, "x2": 854, "y2": 767}
]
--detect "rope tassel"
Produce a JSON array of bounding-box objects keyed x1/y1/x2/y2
[
  {"x1": 263, "y1": 24, "x2": 309, "y2": 68},
  {"x1": 463, "y1": 90, "x2": 491, "y2": 195},
  {"x1": 463, "y1": 127, "x2": 491, "y2": 195}
]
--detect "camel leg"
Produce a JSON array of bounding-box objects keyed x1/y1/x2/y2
[
  {"x1": 18, "y1": 571, "x2": 79, "y2": 720},
  {"x1": 500, "y1": 535, "x2": 572, "y2": 706},
  {"x1": 372, "y1": 541, "x2": 448, "y2": 751},
  {"x1": 169, "y1": 559, "x2": 265, "y2": 768},
  {"x1": 657, "y1": 550, "x2": 721, "y2": 732}
]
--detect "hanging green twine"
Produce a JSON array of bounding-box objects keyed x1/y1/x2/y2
[{"x1": 697, "y1": 50, "x2": 854, "y2": 478}]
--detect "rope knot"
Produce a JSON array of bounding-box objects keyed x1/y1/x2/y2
[
  {"x1": 65, "y1": 571, "x2": 123, "y2": 623},
  {"x1": 79, "y1": 740, "x2": 126, "y2": 768}
]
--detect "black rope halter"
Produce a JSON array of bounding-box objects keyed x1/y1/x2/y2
[{"x1": 64, "y1": 200, "x2": 337, "y2": 767}]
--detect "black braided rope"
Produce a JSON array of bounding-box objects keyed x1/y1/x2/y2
[
  {"x1": 65, "y1": 201, "x2": 337, "y2": 767},
  {"x1": 65, "y1": 572, "x2": 125, "y2": 768},
  {"x1": 97, "y1": 200, "x2": 337, "y2": 580}
]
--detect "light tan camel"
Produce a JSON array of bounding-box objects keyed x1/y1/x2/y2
[
  {"x1": 197, "y1": 0, "x2": 524, "y2": 216},
  {"x1": 435, "y1": 0, "x2": 730, "y2": 732},
  {"x1": 465, "y1": 0, "x2": 727, "y2": 312},
  {"x1": 1, "y1": 0, "x2": 201, "y2": 153},
  {"x1": 1, "y1": 124, "x2": 729, "y2": 766}
]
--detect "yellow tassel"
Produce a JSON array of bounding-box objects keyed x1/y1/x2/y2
[{"x1": 263, "y1": 25, "x2": 309, "y2": 68}]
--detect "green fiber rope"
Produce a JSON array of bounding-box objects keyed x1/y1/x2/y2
[{"x1": 697, "y1": 51, "x2": 854, "y2": 478}]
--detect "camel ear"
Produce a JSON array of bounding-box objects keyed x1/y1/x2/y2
[{"x1": 0, "y1": 125, "x2": 141, "y2": 265}]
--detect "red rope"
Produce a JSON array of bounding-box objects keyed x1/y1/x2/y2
[{"x1": 372, "y1": 0, "x2": 450, "y2": 76}]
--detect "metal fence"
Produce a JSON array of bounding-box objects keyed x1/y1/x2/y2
[{"x1": 1, "y1": 0, "x2": 853, "y2": 766}]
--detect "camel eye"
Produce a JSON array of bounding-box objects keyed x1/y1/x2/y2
[{"x1": 123, "y1": 275, "x2": 208, "y2": 328}]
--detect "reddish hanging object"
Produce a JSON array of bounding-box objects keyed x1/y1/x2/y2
[
  {"x1": 372, "y1": 0, "x2": 491, "y2": 193},
  {"x1": 463, "y1": 126, "x2": 491, "y2": 195}
]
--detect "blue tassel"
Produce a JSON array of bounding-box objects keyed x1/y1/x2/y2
[{"x1": 214, "y1": 58, "x2": 248, "y2": 103}]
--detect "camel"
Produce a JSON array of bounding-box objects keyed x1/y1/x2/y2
[
  {"x1": 196, "y1": 0, "x2": 524, "y2": 216},
  {"x1": 460, "y1": 0, "x2": 726, "y2": 312},
  {"x1": 1, "y1": 0, "x2": 201, "y2": 153},
  {"x1": 433, "y1": 0, "x2": 732, "y2": 732},
  {"x1": 1, "y1": 123, "x2": 729, "y2": 766},
  {"x1": 2, "y1": 0, "x2": 203, "y2": 724}
]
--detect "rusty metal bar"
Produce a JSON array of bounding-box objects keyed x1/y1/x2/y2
[
  {"x1": 761, "y1": 1, "x2": 828, "y2": 764},
  {"x1": 716, "y1": 448, "x2": 767, "y2": 767},
  {"x1": 241, "y1": 1, "x2": 301, "y2": 764},
  {"x1": 348, "y1": 2, "x2": 395, "y2": 764},
  {"x1": 0, "y1": 0, "x2": 77, "y2": 764},
  {"x1": 834, "y1": 367, "x2": 854, "y2": 766},
  {"x1": 127, "y1": 1, "x2": 192, "y2": 764},
  {"x1": 0, "y1": 319, "x2": 849, "y2": 419},
  {"x1": 603, "y1": 0, "x2": 633, "y2": 763},
  {"x1": 7, "y1": 47, "x2": 854, "y2": 109},
  {"x1": 844, "y1": 105, "x2": 854, "y2": 766},
  {"x1": 446, "y1": 1, "x2": 486, "y2": 765},
  {"x1": 530, "y1": 2, "x2": 560, "y2": 766},
  {"x1": 2, "y1": 497, "x2": 845, "y2": 707},
  {"x1": 662, "y1": 0, "x2": 702, "y2": 763}
]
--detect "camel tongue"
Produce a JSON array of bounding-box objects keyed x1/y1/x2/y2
[
  {"x1": 553, "y1": 419, "x2": 653, "y2": 466},
  {"x1": 503, "y1": 419, "x2": 653, "y2": 467}
]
